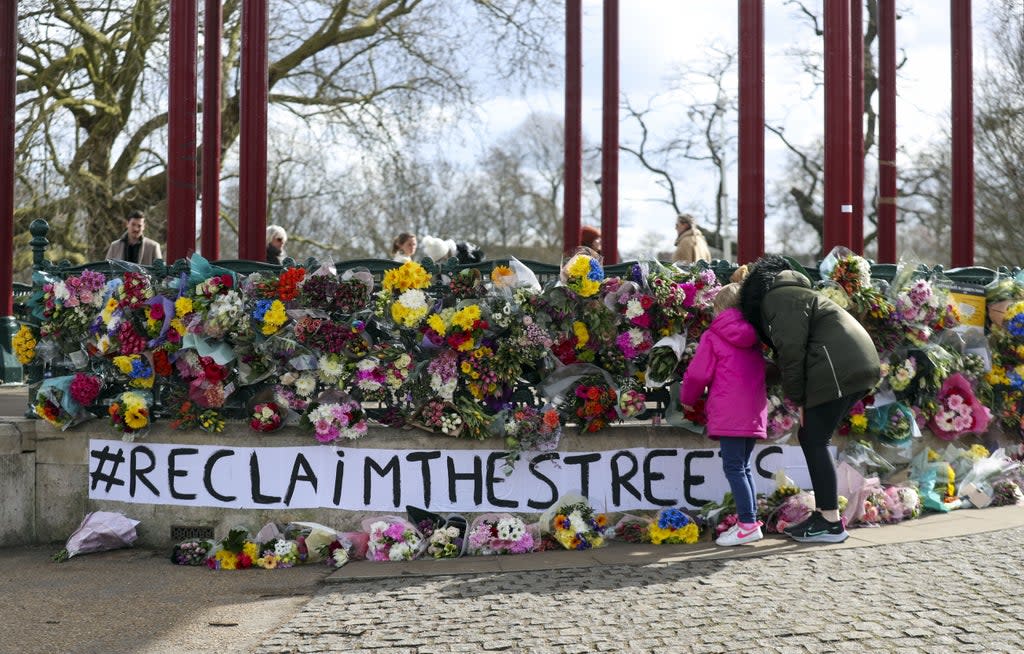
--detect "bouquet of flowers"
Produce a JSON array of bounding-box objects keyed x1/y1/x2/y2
[
  {"x1": 766, "y1": 391, "x2": 801, "y2": 440},
  {"x1": 865, "y1": 402, "x2": 916, "y2": 446},
  {"x1": 645, "y1": 334, "x2": 686, "y2": 387},
  {"x1": 929, "y1": 373, "x2": 991, "y2": 441},
  {"x1": 69, "y1": 372, "x2": 102, "y2": 406},
  {"x1": 255, "y1": 539, "x2": 304, "y2": 569},
  {"x1": 611, "y1": 514, "x2": 652, "y2": 543},
  {"x1": 304, "y1": 393, "x2": 367, "y2": 443},
  {"x1": 12, "y1": 324, "x2": 36, "y2": 364},
  {"x1": 414, "y1": 399, "x2": 464, "y2": 436},
  {"x1": 426, "y1": 521, "x2": 467, "y2": 559},
  {"x1": 883, "y1": 485, "x2": 922, "y2": 520},
  {"x1": 991, "y1": 479, "x2": 1024, "y2": 506},
  {"x1": 33, "y1": 378, "x2": 78, "y2": 430},
  {"x1": 171, "y1": 539, "x2": 213, "y2": 566},
  {"x1": 541, "y1": 494, "x2": 608, "y2": 550},
  {"x1": 467, "y1": 513, "x2": 535, "y2": 555},
  {"x1": 561, "y1": 253, "x2": 604, "y2": 298},
  {"x1": 570, "y1": 378, "x2": 619, "y2": 433},
  {"x1": 363, "y1": 516, "x2": 425, "y2": 561},
  {"x1": 648, "y1": 508, "x2": 700, "y2": 544},
  {"x1": 108, "y1": 391, "x2": 150, "y2": 437},
  {"x1": 501, "y1": 405, "x2": 562, "y2": 472},
  {"x1": 820, "y1": 246, "x2": 872, "y2": 298},
  {"x1": 207, "y1": 528, "x2": 260, "y2": 570},
  {"x1": 250, "y1": 401, "x2": 285, "y2": 432}
]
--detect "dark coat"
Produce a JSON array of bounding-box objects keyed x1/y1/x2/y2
[{"x1": 749, "y1": 269, "x2": 880, "y2": 408}]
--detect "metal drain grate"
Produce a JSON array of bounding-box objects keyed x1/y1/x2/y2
[{"x1": 170, "y1": 525, "x2": 215, "y2": 541}]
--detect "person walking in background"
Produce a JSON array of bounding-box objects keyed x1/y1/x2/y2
[
  {"x1": 673, "y1": 213, "x2": 711, "y2": 264},
  {"x1": 392, "y1": 232, "x2": 418, "y2": 263},
  {"x1": 266, "y1": 225, "x2": 287, "y2": 264},
  {"x1": 740, "y1": 254, "x2": 881, "y2": 544},
  {"x1": 105, "y1": 209, "x2": 162, "y2": 265},
  {"x1": 580, "y1": 225, "x2": 601, "y2": 252},
  {"x1": 680, "y1": 283, "x2": 768, "y2": 546}
]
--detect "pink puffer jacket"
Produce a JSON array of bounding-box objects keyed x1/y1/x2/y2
[{"x1": 679, "y1": 307, "x2": 768, "y2": 438}]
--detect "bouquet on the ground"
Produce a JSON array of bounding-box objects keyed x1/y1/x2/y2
[
  {"x1": 467, "y1": 513, "x2": 534, "y2": 555},
  {"x1": 363, "y1": 516, "x2": 424, "y2": 562},
  {"x1": 884, "y1": 485, "x2": 922, "y2": 521},
  {"x1": 171, "y1": 538, "x2": 213, "y2": 566},
  {"x1": 427, "y1": 516, "x2": 469, "y2": 559},
  {"x1": 649, "y1": 508, "x2": 700, "y2": 544},
  {"x1": 206, "y1": 528, "x2": 260, "y2": 570},
  {"x1": 541, "y1": 494, "x2": 608, "y2": 551},
  {"x1": 254, "y1": 539, "x2": 304, "y2": 569},
  {"x1": 611, "y1": 514, "x2": 653, "y2": 543}
]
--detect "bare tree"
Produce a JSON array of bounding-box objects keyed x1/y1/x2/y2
[{"x1": 15, "y1": 0, "x2": 560, "y2": 266}]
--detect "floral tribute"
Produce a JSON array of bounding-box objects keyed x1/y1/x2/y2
[
  {"x1": 364, "y1": 517, "x2": 424, "y2": 562},
  {"x1": 648, "y1": 508, "x2": 700, "y2": 544},
  {"x1": 466, "y1": 514, "x2": 535, "y2": 555},
  {"x1": 544, "y1": 496, "x2": 608, "y2": 550},
  {"x1": 108, "y1": 391, "x2": 149, "y2": 435},
  {"x1": 929, "y1": 373, "x2": 991, "y2": 441},
  {"x1": 250, "y1": 402, "x2": 285, "y2": 432}
]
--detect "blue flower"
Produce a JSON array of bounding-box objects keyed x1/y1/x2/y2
[
  {"x1": 252, "y1": 299, "x2": 272, "y2": 321},
  {"x1": 130, "y1": 358, "x2": 153, "y2": 379},
  {"x1": 658, "y1": 508, "x2": 691, "y2": 530},
  {"x1": 1006, "y1": 313, "x2": 1024, "y2": 338},
  {"x1": 587, "y1": 259, "x2": 605, "y2": 282}
]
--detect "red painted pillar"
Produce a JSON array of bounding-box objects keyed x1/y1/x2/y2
[
  {"x1": 737, "y1": 0, "x2": 765, "y2": 265},
  {"x1": 950, "y1": 0, "x2": 974, "y2": 267},
  {"x1": 823, "y1": 0, "x2": 852, "y2": 253},
  {"x1": 600, "y1": 0, "x2": 619, "y2": 265},
  {"x1": 0, "y1": 1, "x2": 15, "y2": 382},
  {"x1": 166, "y1": 0, "x2": 198, "y2": 263},
  {"x1": 201, "y1": 0, "x2": 222, "y2": 260},
  {"x1": 563, "y1": 0, "x2": 583, "y2": 256},
  {"x1": 850, "y1": 0, "x2": 865, "y2": 254},
  {"x1": 239, "y1": 0, "x2": 268, "y2": 262},
  {"x1": 877, "y1": 0, "x2": 898, "y2": 263}
]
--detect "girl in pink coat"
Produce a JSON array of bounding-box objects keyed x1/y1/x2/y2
[{"x1": 680, "y1": 283, "x2": 768, "y2": 546}]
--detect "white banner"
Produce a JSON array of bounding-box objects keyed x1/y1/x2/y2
[{"x1": 87, "y1": 439, "x2": 815, "y2": 512}]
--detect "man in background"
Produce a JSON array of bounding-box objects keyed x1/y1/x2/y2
[{"x1": 105, "y1": 210, "x2": 162, "y2": 265}]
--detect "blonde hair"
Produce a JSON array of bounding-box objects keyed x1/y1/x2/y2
[
  {"x1": 266, "y1": 225, "x2": 287, "y2": 247},
  {"x1": 713, "y1": 283, "x2": 742, "y2": 314},
  {"x1": 730, "y1": 264, "x2": 749, "y2": 283}
]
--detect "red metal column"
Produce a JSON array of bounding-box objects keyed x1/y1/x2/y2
[
  {"x1": 850, "y1": 0, "x2": 865, "y2": 254},
  {"x1": 166, "y1": 0, "x2": 198, "y2": 263},
  {"x1": 737, "y1": 0, "x2": 765, "y2": 265},
  {"x1": 563, "y1": 0, "x2": 582, "y2": 256},
  {"x1": 600, "y1": 0, "x2": 619, "y2": 264},
  {"x1": 950, "y1": 0, "x2": 974, "y2": 267},
  {"x1": 239, "y1": 0, "x2": 268, "y2": 261},
  {"x1": 877, "y1": 0, "x2": 897, "y2": 263},
  {"x1": 201, "y1": 0, "x2": 222, "y2": 260},
  {"x1": 0, "y1": 2, "x2": 14, "y2": 381},
  {"x1": 823, "y1": 0, "x2": 853, "y2": 253},
  {"x1": 0, "y1": 3, "x2": 13, "y2": 317}
]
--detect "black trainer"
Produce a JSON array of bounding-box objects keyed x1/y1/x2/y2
[
  {"x1": 788, "y1": 511, "x2": 848, "y2": 544},
  {"x1": 782, "y1": 511, "x2": 820, "y2": 538}
]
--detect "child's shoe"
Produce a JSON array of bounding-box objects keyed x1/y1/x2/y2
[{"x1": 715, "y1": 521, "x2": 763, "y2": 546}]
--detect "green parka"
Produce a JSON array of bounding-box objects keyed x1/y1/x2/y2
[{"x1": 761, "y1": 271, "x2": 881, "y2": 408}]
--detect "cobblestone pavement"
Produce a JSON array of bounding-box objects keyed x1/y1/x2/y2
[{"x1": 256, "y1": 527, "x2": 1024, "y2": 654}]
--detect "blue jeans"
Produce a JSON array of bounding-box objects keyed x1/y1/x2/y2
[{"x1": 720, "y1": 437, "x2": 758, "y2": 524}]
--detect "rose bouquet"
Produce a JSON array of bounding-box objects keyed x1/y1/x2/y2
[
  {"x1": 12, "y1": 324, "x2": 37, "y2": 364},
  {"x1": 363, "y1": 516, "x2": 424, "y2": 562},
  {"x1": 569, "y1": 378, "x2": 619, "y2": 433},
  {"x1": 250, "y1": 401, "x2": 285, "y2": 432},
  {"x1": 649, "y1": 508, "x2": 700, "y2": 544},
  {"x1": 466, "y1": 514, "x2": 535, "y2": 555}
]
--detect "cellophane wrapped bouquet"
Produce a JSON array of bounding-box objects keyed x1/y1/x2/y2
[
  {"x1": 467, "y1": 513, "x2": 534, "y2": 555},
  {"x1": 362, "y1": 516, "x2": 425, "y2": 562},
  {"x1": 540, "y1": 494, "x2": 608, "y2": 551}
]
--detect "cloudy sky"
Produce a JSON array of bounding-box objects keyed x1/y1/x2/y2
[{"x1": 471, "y1": 0, "x2": 1000, "y2": 258}]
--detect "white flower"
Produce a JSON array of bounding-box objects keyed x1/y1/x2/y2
[
  {"x1": 295, "y1": 374, "x2": 317, "y2": 397},
  {"x1": 274, "y1": 540, "x2": 296, "y2": 557},
  {"x1": 625, "y1": 298, "x2": 644, "y2": 319},
  {"x1": 331, "y1": 549, "x2": 349, "y2": 568},
  {"x1": 397, "y1": 289, "x2": 427, "y2": 310},
  {"x1": 496, "y1": 517, "x2": 525, "y2": 541},
  {"x1": 318, "y1": 354, "x2": 345, "y2": 382}
]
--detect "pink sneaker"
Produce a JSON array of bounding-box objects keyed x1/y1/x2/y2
[{"x1": 715, "y1": 521, "x2": 763, "y2": 546}]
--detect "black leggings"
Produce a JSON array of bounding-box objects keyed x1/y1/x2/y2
[{"x1": 798, "y1": 393, "x2": 862, "y2": 511}]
